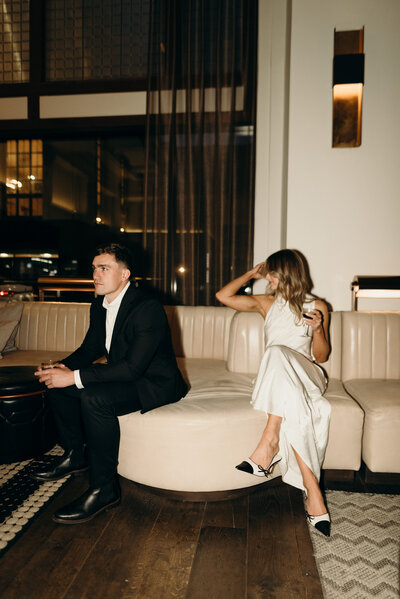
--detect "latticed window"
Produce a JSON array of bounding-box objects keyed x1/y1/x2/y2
[
  {"x1": 0, "y1": 0, "x2": 30, "y2": 83},
  {"x1": 0, "y1": 1, "x2": 257, "y2": 305},
  {"x1": 45, "y1": 0, "x2": 150, "y2": 81},
  {"x1": 5, "y1": 140, "x2": 43, "y2": 217}
]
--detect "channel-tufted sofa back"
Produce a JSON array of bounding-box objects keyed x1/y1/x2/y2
[
  {"x1": 164, "y1": 305, "x2": 234, "y2": 360},
  {"x1": 16, "y1": 301, "x2": 90, "y2": 352},
  {"x1": 341, "y1": 312, "x2": 400, "y2": 381},
  {"x1": 13, "y1": 303, "x2": 399, "y2": 383}
]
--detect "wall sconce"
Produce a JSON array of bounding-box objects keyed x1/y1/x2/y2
[
  {"x1": 332, "y1": 28, "x2": 364, "y2": 148},
  {"x1": 351, "y1": 276, "x2": 400, "y2": 310}
]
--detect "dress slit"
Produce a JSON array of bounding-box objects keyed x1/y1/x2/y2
[{"x1": 250, "y1": 296, "x2": 331, "y2": 491}]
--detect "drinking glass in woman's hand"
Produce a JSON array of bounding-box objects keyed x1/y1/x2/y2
[{"x1": 301, "y1": 313, "x2": 313, "y2": 337}]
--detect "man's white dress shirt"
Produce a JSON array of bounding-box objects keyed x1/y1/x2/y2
[{"x1": 74, "y1": 282, "x2": 131, "y2": 389}]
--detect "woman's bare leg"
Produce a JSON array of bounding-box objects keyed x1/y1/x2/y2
[
  {"x1": 249, "y1": 417, "x2": 327, "y2": 515},
  {"x1": 250, "y1": 414, "x2": 282, "y2": 470},
  {"x1": 292, "y1": 447, "x2": 327, "y2": 516}
]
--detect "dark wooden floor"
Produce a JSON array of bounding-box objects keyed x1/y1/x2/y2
[{"x1": 0, "y1": 475, "x2": 323, "y2": 599}]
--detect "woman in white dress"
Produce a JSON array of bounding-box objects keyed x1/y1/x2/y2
[{"x1": 216, "y1": 249, "x2": 331, "y2": 536}]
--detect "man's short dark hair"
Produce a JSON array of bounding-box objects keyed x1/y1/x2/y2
[{"x1": 95, "y1": 243, "x2": 134, "y2": 280}]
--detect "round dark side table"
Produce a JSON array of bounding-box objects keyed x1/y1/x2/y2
[{"x1": 0, "y1": 366, "x2": 57, "y2": 464}]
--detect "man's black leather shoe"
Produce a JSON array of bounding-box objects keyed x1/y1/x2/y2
[
  {"x1": 30, "y1": 449, "x2": 88, "y2": 481},
  {"x1": 52, "y1": 479, "x2": 121, "y2": 524}
]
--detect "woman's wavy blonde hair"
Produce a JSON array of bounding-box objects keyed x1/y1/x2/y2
[{"x1": 260, "y1": 249, "x2": 314, "y2": 321}]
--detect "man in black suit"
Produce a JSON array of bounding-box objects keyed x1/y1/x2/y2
[{"x1": 33, "y1": 243, "x2": 188, "y2": 524}]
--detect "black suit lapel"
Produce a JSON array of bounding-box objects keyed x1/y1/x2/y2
[
  {"x1": 93, "y1": 297, "x2": 107, "y2": 354},
  {"x1": 109, "y1": 284, "x2": 140, "y2": 351}
]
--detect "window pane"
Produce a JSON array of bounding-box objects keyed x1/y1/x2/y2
[
  {"x1": 18, "y1": 197, "x2": 30, "y2": 216},
  {"x1": 31, "y1": 197, "x2": 43, "y2": 216},
  {"x1": 45, "y1": 0, "x2": 150, "y2": 82},
  {"x1": 6, "y1": 197, "x2": 16, "y2": 216},
  {"x1": 0, "y1": 0, "x2": 30, "y2": 83},
  {"x1": 19, "y1": 139, "x2": 29, "y2": 153},
  {"x1": 3, "y1": 139, "x2": 43, "y2": 215}
]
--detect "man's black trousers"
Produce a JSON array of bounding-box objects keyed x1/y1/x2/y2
[{"x1": 47, "y1": 382, "x2": 142, "y2": 488}]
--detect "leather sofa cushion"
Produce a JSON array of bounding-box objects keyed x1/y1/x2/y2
[
  {"x1": 117, "y1": 361, "x2": 364, "y2": 492},
  {"x1": 342, "y1": 312, "x2": 400, "y2": 381},
  {"x1": 182, "y1": 363, "x2": 364, "y2": 474},
  {"x1": 320, "y1": 311, "x2": 342, "y2": 380},
  {"x1": 323, "y1": 378, "x2": 364, "y2": 470},
  {"x1": 0, "y1": 320, "x2": 20, "y2": 357},
  {"x1": 119, "y1": 357, "x2": 272, "y2": 492},
  {"x1": 0, "y1": 302, "x2": 23, "y2": 355},
  {"x1": 180, "y1": 357, "x2": 254, "y2": 399},
  {"x1": 344, "y1": 379, "x2": 400, "y2": 473},
  {"x1": 16, "y1": 302, "x2": 90, "y2": 352},
  {"x1": 165, "y1": 305, "x2": 235, "y2": 360},
  {"x1": 227, "y1": 311, "x2": 264, "y2": 374}
]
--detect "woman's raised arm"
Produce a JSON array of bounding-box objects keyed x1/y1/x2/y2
[{"x1": 216, "y1": 264, "x2": 272, "y2": 317}]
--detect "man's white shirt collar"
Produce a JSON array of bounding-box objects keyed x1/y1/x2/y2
[{"x1": 102, "y1": 281, "x2": 131, "y2": 310}]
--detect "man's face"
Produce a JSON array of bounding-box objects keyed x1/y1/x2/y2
[{"x1": 92, "y1": 253, "x2": 130, "y2": 302}]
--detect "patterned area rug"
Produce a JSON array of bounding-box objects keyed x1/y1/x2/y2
[
  {"x1": 309, "y1": 490, "x2": 400, "y2": 599},
  {"x1": 0, "y1": 446, "x2": 71, "y2": 556}
]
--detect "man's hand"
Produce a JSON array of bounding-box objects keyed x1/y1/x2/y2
[{"x1": 34, "y1": 363, "x2": 75, "y2": 389}]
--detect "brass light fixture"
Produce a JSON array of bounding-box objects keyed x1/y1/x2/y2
[
  {"x1": 332, "y1": 28, "x2": 365, "y2": 148},
  {"x1": 351, "y1": 276, "x2": 400, "y2": 310}
]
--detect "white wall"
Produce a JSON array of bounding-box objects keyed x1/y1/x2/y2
[
  {"x1": 286, "y1": 0, "x2": 400, "y2": 310},
  {"x1": 254, "y1": 0, "x2": 291, "y2": 269}
]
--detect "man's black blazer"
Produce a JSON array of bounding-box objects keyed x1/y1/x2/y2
[{"x1": 62, "y1": 284, "x2": 188, "y2": 413}]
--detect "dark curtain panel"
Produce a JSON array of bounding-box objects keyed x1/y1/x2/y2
[{"x1": 144, "y1": 0, "x2": 257, "y2": 304}]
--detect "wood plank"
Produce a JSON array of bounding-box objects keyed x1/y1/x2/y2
[
  {"x1": 232, "y1": 495, "x2": 249, "y2": 529},
  {"x1": 202, "y1": 495, "x2": 248, "y2": 529},
  {"x1": 0, "y1": 476, "x2": 325, "y2": 599},
  {"x1": 0, "y1": 475, "x2": 106, "y2": 599},
  {"x1": 186, "y1": 526, "x2": 246, "y2": 599},
  {"x1": 247, "y1": 483, "x2": 309, "y2": 599},
  {"x1": 202, "y1": 500, "x2": 234, "y2": 528},
  {"x1": 121, "y1": 497, "x2": 205, "y2": 599},
  {"x1": 63, "y1": 479, "x2": 163, "y2": 599},
  {"x1": 287, "y1": 485, "x2": 324, "y2": 599}
]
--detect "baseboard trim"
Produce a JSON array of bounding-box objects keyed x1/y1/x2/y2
[
  {"x1": 323, "y1": 469, "x2": 356, "y2": 483},
  {"x1": 322, "y1": 464, "x2": 400, "y2": 494},
  {"x1": 362, "y1": 463, "x2": 400, "y2": 486}
]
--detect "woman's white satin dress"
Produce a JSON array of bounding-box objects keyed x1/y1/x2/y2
[{"x1": 251, "y1": 295, "x2": 331, "y2": 491}]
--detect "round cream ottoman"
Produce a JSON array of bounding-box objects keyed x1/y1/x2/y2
[{"x1": 117, "y1": 390, "x2": 281, "y2": 496}]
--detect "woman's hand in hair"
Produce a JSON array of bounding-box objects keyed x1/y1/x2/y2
[
  {"x1": 249, "y1": 263, "x2": 266, "y2": 280},
  {"x1": 216, "y1": 264, "x2": 272, "y2": 316}
]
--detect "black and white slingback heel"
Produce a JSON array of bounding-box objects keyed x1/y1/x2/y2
[
  {"x1": 306, "y1": 511, "x2": 331, "y2": 537},
  {"x1": 236, "y1": 454, "x2": 282, "y2": 477}
]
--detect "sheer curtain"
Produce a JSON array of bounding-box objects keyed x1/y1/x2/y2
[{"x1": 144, "y1": 0, "x2": 257, "y2": 304}]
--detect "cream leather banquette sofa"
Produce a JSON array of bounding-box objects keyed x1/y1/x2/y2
[{"x1": 2, "y1": 302, "x2": 399, "y2": 495}]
